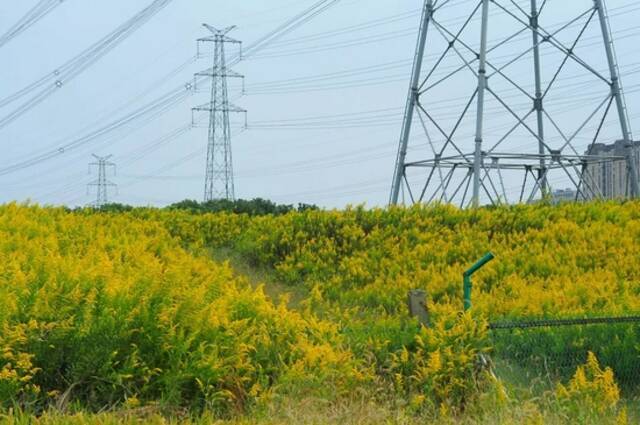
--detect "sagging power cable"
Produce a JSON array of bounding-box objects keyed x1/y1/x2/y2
[
  {"x1": 0, "y1": 0, "x2": 175, "y2": 129},
  {"x1": 0, "y1": 0, "x2": 343, "y2": 176},
  {"x1": 0, "y1": 0, "x2": 66, "y2": 49}
]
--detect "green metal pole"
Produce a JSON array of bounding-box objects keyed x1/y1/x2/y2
[
  {"x1": 463, "y1": 274, "x2": 472, "y2": 311},
  {"x1": 463, "y1": 252, "x2": 495, "y2": 311}
]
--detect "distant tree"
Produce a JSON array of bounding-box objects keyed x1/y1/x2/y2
[
  {"x1": 168, "y1": 199, "x2": 202, "y2": 212},
  {"x1": 296, "y1": 203, "x2": 319, "y2": 212},
  {"x1": 168, "y1": 198, "x2": 319, "y2": 216},
  {"x1": 71, "y1": 199, "x2": 319, "y2": 216},
  {"x1": 98, "y1": 203, "x2": 135, "y2": 213},
  {"x1": 70, "y1": 203, "x2": 135, "y2": 213}
]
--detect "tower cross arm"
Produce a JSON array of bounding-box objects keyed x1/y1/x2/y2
[
  {"x1": 197, "y1": 35, "x2": 242, "y2": 44},
  {"x1": 199, "y1": 24, "x2": 241, "y2": 44},
  {"x1": 192, "y1": 102, "x2": 246, "y2": 114},
  {"x1": 195, "y1": 67, "x2": 244, "y2": 79},
  {"x1": 88, "y1": 181, "x2": 117, "y2": 186},
  {"x1": 225, "y1": 102, "x2": 246, "y2": 114},
  {"x1": 92, "y1": 154, "x2": 113, "y2": 161},
  {"x1": 203, "y1": 24, "x2": 236, "y2": 35}
]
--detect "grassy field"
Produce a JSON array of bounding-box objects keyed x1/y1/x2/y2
[{"x1": 0, "y1": 202, "x2": 638, "y2": 423}]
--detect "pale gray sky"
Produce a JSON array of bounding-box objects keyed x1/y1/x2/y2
[{"x1": 0, "y1": 0, "x2": 639, "y2": 208}]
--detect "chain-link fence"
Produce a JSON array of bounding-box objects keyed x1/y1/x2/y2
[{"x1": 488, "y1": 316, "x2": 640, "y2": 393}]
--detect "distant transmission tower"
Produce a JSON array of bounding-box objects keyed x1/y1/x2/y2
[
  {"x1": 391, "y1": 0, "x2": 639, "y2": 207},
  {"x1": 88, "y1": 154, "x2": 117, "y2": 208},
  {"x1": 193, "y1": 24, "x2": 246, "y2": 202}
]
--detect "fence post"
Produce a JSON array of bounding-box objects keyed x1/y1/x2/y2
[
  {"x1": 407, "y1": 289, "x2": 429, "y2": 327},
  {"x1": 463, "y1": 252, "x2": 495, "y2": 311}
]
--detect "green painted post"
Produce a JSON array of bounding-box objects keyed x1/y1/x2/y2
[
  {"x1": 463, "y1": 274, "x2": 472, "y2": 312},
  {"x1": 463, "y1": 252, "x2": 495, "y2": 311}
]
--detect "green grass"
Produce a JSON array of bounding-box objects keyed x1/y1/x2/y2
[
  {"x1": 2, "y1": 396, "x2": 636, "y2": 424},
  {"x1": 209, "y1": 247, "x2": 309, "y2": 310}
]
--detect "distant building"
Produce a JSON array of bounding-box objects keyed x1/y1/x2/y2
[
  {"x1": 551, "y1": 188, "x2": 577, "y2": 204},
  {"x1": 583, "y1": 140, "x2": 640, "y2": 200}
]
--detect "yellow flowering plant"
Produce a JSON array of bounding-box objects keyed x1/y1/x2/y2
[
  {"x1": 198, "y1": 202, "x2": 640, "y2": 386},
  {"x1": 0, "y1": 204, "x2": 364, "y2": 414},
  {"x1": 1, "y1": 200, "x2": 640, "y2": 419},
  {"x1": 556, "y1": 352, "x2": 622, "y2": 420}
]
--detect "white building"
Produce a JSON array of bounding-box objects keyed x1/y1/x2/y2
[
  {"x1": 551, "y1": 188, "x2": 577, "y2": 204},
  {"x1": 583, "y1": 140, "x2": 640, "y2": 200}
]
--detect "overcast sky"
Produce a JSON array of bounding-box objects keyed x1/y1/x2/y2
[{"x1": 0, "y1": 0, "x2": 639, "y2": 208}]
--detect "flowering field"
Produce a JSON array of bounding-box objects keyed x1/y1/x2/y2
[
  {"x1": 0, "y1": 202, "x2": 639, "y2": 423},
  {"x1": 0, "y1": 204, "x2": 361, "y2": 417}
]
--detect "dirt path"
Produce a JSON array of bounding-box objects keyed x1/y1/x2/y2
[{"x1": 210, "y1": 247, "x2": 308, "y2": 310}]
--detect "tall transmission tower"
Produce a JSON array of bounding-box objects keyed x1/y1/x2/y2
[
  {"x1": 88, "y1": 154, "x2": 117, "y2": 208},
  {"x1": 193, "y1": 24, "x2": 246, "y2": 202},
  {"x1": 390, "y1": 0, "x2": 639, "y2": 207}
]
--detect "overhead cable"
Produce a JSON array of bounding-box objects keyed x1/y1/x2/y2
[
  {"x1": 0, "y1": 0, "x2": 175, "y2": 129},
  {"x1": 0, "y1": 0, "x2": 343, "y2": 176},
  {"x1": 0, "y1": 0, "x2": 66, "y2": 49}
]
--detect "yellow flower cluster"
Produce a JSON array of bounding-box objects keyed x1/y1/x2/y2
[
  {"x1": 556, "y1": 352, "x2": 622, "y2": 419},
  {"x1": 205, "y1": 203, "x2": 640, "y2": 319},
  {"x1": 0, "y1": 204, "x2": 362, "y2": 413},
  {"x1": 2, "y1": 200, "x2": 638, "y2": 416},
  {"x1": 166, "y1": 201, "x2": 640, "y2": 407},
  {"x1": 390, "y1": 314, "x2": 490, "y2": 410}
]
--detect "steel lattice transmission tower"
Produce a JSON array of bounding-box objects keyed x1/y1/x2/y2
[
  {"x1": 390, "y1": 0, "x2": 639, "y2": 207},
  {"x1": 194, "y1": 24, "x2": 246, "y2": 202},
  {"x1": 88, "y1": 154, "x2": 117, "y2": 208}
]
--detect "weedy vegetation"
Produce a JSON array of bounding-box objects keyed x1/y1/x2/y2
[{"x1": 0, "y1": 201, "x2": 638, "y2": 424}]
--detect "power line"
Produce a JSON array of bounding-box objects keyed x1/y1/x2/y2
[
  {"x1": 11, "y1": 0, "x2": 640, "y2": 209},
  {"x1": 246, "y1": 2, "x2": 640, "y2": 61},
  {"x1": 37, "y1": 65, "x2": 638, "y2": 201},
  {"x1": 0, "y1": 0, "x2": 176, "y2": 129},
  {"x1": 0, "y1": 0, "x2": 66, "y2": 49},
  {"x1": 0, "y1": 86, "x2": 190, "y2": 176},
  {"x1": 241, "y1": 0, "x2": 344, "y2": 60},
  {"x1": 240, "y1": 21, "x2": 640, "y2": 96},
  {"x1": 0, "y1": 0, "x2": 343, "y2": 180},
  {"x1": 22, "y1": 118, "x2": 200, "y2": 202},
  {"x1": 243, "y1": 75, "x2": 640, "y2": 131},
  {"x1": 265, "y1": 8, "x2": 420, "y2": 48}
]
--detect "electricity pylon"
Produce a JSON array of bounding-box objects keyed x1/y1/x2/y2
[
  {"x1": 88, "y1": 154, "x2": 117, "y2": 208},
  {"x1": 193, "y1": 24, "x2": 246, "y2": 202},
  {"x1": 390, "y1": 0, "x2": 638, "y2": 207}
]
